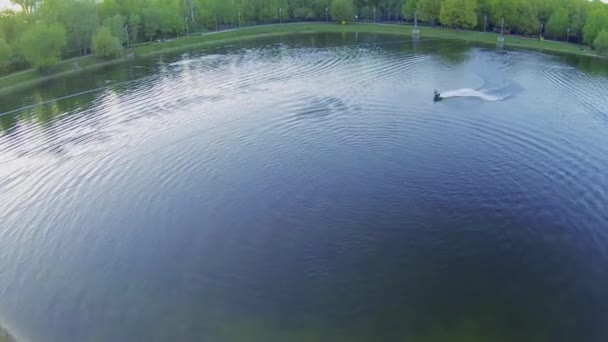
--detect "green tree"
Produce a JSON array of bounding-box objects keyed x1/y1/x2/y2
[
  {"x1": 583, "y1": 8, "x2": 608, "y2": 45},
  {"x1": 330, "y1": 0, "x2": 355, "y2": 22},
  {"x1": 159, "y1": 2, "x2": 186, "y2": 35},
  {"x1": 103, "y1": 15, "x2": 126, "y2": 44},
  {"x1": 39, "y1": 0, "x2": 99, "y2": 56},
  {"x1": 402, "y1": 0, "x2": 417, "y2": 20},
  {"x1": 416, "y1": 0, "x2": 441, "y2": 24},
  {"x1": 142, "y1": 7, "x2": 163, "y2": 40},
  {"x1": 511, "y1": 0, "x2": 539, "y2": 35},
  {"x1": 246, "y1": 0, "x2": 288, "y2": 23},
  {"x1": 489, "y1": 0, "x2": 516, "y2": 30},
  {"x1": 92, "y1": 26, "x2": 123, "y2": 58},
  {"x1": 0, "y1": 10, "x2": 28, "y2": 46},
  {"x1": 440, "y1": 0, "x2": 477, "y2": 29},
  {"x1": 593, "y1": 29, "x2": 608, "y2": 55},
  {"x1": 545, "y1": 8, "x2": 568, "y2": 40},
  {"x1": 287, "y1": 0, "x2": 315, "y2": 20},
  {"x1": 0, "y1": 38, "x2": 12, "y2": 73},
  {"x1": 199, "y1": 0, "x2": 234, "y2": 29},
  {"x1": 311, "y1": 0, "x2": 331, "y2": 19},
  {"x1": 567, "y1": 0, "x2": 588, "y2": 43},
  {"x1": 378, "y1": 0, "x2": 402, "y2": 21},
  {"x1": 9, "y1": 0, "x2": 38, "y2": 14},
  {"x1": 19, "y1": 24, "x2": 67, "y2": 69},
  {"x1": 98, "y1": 0, "x2": 121, "y2": 21},
  {"x1": 535, "y1": 0, "x2": 557, "y2": 23}
]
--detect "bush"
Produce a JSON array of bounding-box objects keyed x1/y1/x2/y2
[
  {"x1": 19, "y1": 24, "x2": 66, "y2": 69},
  {"x1": 593, "y1": 29, "x2": 608, "y2": 56},
  {"x1": 92, "y1": 27, "x2": 123, "y2": 58},
  {"x1": 0, "y1": 38, "x2": 12, "y2": 73},
  {"x1": 330, "y1": 0, "x2": 355, "y2": 22}
]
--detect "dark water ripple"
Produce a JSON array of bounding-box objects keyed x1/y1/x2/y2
[{"x1": 0, "y1": 34, "x2": 608, "y2": 342}]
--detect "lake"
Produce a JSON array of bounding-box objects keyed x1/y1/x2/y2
[{"x1": 0, "y1": 33, "x2": 607, "y2": 342}]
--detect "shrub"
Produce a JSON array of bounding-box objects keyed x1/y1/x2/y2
[
  {"x1": 330, "y1": 0, "x2": 355, "y2": 23},
  {"x1": 92, "y1": 27, "x2": 123, "y2": 58},
  {"x1": 20, "y1": 24, "x2": 66, "y2": 69},
  {"x1": 593, "y1": 29, "x2": 608, "y2": 56}
]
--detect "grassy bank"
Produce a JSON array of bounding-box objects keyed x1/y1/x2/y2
[{"x1": 0, "y1": 22, "x2": 597, "y2": 93}]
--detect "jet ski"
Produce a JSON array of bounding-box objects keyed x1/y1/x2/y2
[{"x1": 434, "y1": 89, "x2": 443, "y2": 102}]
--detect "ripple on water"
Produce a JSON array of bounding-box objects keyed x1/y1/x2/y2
[{"x1": 1, "y1": 34, "x2": 608, "y2": 342}]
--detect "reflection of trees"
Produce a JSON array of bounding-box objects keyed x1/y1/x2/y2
[
  {"x1": 420, "y1": 40, "x2": 472, "y2": 65},
  {"x1": 561, "y1": 54, "x2": 608, "y2": 76}
]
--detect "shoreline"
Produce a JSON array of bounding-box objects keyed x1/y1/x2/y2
[{"x1": 0, "y1": 22, "x2": 600, "y2": 95}]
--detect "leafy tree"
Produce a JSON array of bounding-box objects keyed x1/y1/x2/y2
[
  {"x1": 440, "y1": 0, "x2": 477, "y2": 29},
  {"x1": 311, "y1": 0, "x2": 331, "y2": 19},
  {"x1": 104, "y1": 15, "x2": 126, "y2": 44},
  {"x1": 287, "y1": 0, "x2": 315, "y2": 20},
  {"x1": 534, "y1": 0, "x2": 557, "y2": 23},
  {"x1": 92, "y1": 26, "x2": 123, "y2": 58},
  {"x1": 583, "y1": 8, "x2": 608, "y2": 45},
  {"x1": 98, "y1": 0, "x2": 122, "y2": 21},
  {"x1": 489, "y1": 0, "x2": 515, "y2": 30},
  {"x1": 545, "y1": 8, "x2": 568, "y2": 40},
  {"x1": 378, "y1": 0, "x2": 402, "y2": 21},
  {"x1": 0, "y1": 10, "x2": 29, "y2": 46},
  {"x1": 416, "y1": 0, "x2": 441, "y2": 24},
  {"x1": 159, "y1": 2, "x2": 186, "y2": 35},
  {"x1": 330, "y1": 0, "x2": 355, "y2": 22},
  {"x1": 38, "y1": 0, "x2": 98, "y2": 56},
  {"x1": 567, "y1": 0, "x2": 588, "y2": 43},
  {"x1": 0, "y1": 38, "x2": 11, "y2": 72},
  {"x1": 491, "y1": 0, "x2": 538, "y2": 34},
  {"x1": 593, "y1": 29, "x2": 608, "y2": 55},
  {"x1": 126, "y1": 14, "x2": 142, "y2": 44},
  {"x1": 142, "y1": 7, "x2": 164, "y2": 40},
  {"x1": 511, "y1": 0, "x2": 539, "y2": 35},
  {"x1": 9, "y1": 0, "x2": 38, "y2": 14},
  {"x1": 402, "y1": 0, "x2": 417, "y2": 20},
  {"x1": 240, "y1": 0, "x2": 287, "y2": 23},
  {"x1": 19, "y1": 24, "x2": 66, "y2": 69},
  {"x1": 199, "y1": 0, "x2": 234, "y2": 29}
]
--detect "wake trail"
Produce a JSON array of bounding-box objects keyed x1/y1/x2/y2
[{"x1": 440, "y1": 88, "x2": 504, "y2": 102}]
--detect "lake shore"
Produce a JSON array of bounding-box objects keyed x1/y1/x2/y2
[{"x1": 0, "y1": 22, "x2": 598, "y2": 95}]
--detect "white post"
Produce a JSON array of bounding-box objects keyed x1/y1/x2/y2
[
  {"x1": 412, "y1": 11, "x2": 420, "y2": 37},
  {"x1": 497, "y1": 17, "x2": 505, "y2": 46}
]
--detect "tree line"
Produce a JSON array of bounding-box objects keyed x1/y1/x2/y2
[{"x1": 1, "y1": 0, "x2": 608, "y2": 75}]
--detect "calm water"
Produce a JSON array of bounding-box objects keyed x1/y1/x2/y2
[{"x1": 1, "y1": 33, "x2": 608, "y2": 342}]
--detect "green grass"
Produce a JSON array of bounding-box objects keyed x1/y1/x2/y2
[{"x1": 0, "y1": 22, "x2": 598, "y2": 94}]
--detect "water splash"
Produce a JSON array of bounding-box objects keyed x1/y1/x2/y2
[{"x1": 440, "y1": 88, "x2": 504, "y2": 101}]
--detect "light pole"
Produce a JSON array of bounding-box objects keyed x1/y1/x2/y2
[
  {"x1": 498, "y1": 17, "x2": 505, "y2": 46},
  {"x1": 412, "y1": 11, "x2": 420, "y2": 38}
]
